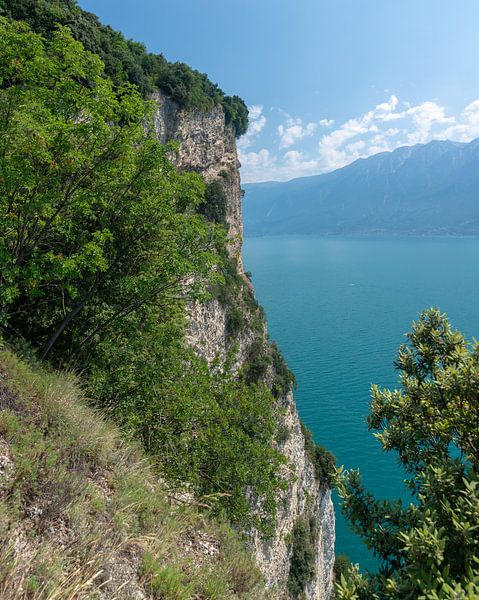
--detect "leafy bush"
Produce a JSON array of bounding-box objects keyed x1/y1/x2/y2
[
  {"x1": 287, "y1": 518, "x2": 316, "y2": 598},
  {"x1": 244, "y1": 339, "x2": 272, "y2": 385},
  {"x1": 335, "y1": 309, "x2": 479, "y2": 599},
  {"x1": 199, "y1": 180, "x2": 228, "y2": 225},
  {"x1": 0, "y1": 0, "x2": 249, "y2": 135},
  {"x1": 86, "y1": 305, "x2": 285, "y2": 534},
  {"x1": 271, "y1": 342, "x2": 297, "y2": 398},
  {"x1": 333, "y1": 555, "x2": 352, "y2": 581},
  {"x1": 226, "y1": 307, "x2": 245, "y2": 337}
]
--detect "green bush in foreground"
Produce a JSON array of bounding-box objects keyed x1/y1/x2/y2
[{"x1": 335, "y1": 309, "x2": 479, "y2": 599}]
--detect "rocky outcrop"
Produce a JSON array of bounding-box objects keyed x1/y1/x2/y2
[
  {"x1": 153, "y1": 90, "x2": 243, "y2": 262},
  {"x1": 153, "y1": 91, "x2": 335, "y2": 599}
]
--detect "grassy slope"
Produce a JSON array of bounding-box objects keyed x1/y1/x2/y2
[{"x1": 0, "y1": 344, "x2": 268, "y2": 600}]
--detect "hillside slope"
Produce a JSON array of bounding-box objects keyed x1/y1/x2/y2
[
  {"x1": 0, "y1": 344, "x2": 266, "y2": 599},
  {"x1": 243, "y1": 138, "x2": 479, "y2": 236}
]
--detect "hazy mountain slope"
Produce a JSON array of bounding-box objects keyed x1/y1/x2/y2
[{"x1": 243, "y1": 138, "x2": 479, "y2": 235}]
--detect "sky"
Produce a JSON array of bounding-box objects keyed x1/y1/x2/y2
[{"x1": 79, "y1": 0, "x2": 479, "y2": 183}]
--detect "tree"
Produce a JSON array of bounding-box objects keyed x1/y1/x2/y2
[
  {"x1": 0, "y1": 19, "x2": 218, "y2": 357},
  {"x1": 335, "y1": 309, "x2": 479, "y2": 599}
]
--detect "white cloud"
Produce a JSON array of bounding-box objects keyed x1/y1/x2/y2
[
  {"x1": 239, "y1": 96, "x2": 479, "y2": 182},
  {"x1": 239, "y1": 149, "x2": 319, "y2": 183},
  {"x1": 436, "y1": 100, "x2": 479, "y2": 142},
  {"x1": 317, "y1": 95, "x2": 462, "y2": 171},
  {"x1": 320, "y1": 118, "x2": 335, "y2": 128},
  {"x1": 237, "y1": 105, "x2": 266, "y2": 150},
  {"x1": 278, "y1": 115, "x2": 318, "y2": 148}
]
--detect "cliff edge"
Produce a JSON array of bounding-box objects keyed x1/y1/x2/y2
[{"x1": 153, "y1": 90, "x2": 335, "y2": 600}]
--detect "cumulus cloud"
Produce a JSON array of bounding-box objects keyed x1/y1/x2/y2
[
  {"x1": 239, "y1": 149, "x2": 320, "y2": 183},
  {"x1": 320, "y1": 118, "x2": 335, "y2": 128},
  {"x1": 436, "y1": 100, "x2": 479, "y2": 142},
  {"x1": 237, "y1": 105, "x2": 266, "y2": 150},
  {"x1": 239, "y1": 96, "x2": 479, "y2": 182},
  {"x1": 317, "y1": 95, "x2": 466, "y2": 171},
  {"x1": 278, "y1": 115, "x2": 318, "y2": 148}
]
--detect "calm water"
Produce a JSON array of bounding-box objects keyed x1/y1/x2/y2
[{"x1": 242, "y1": 235, "x2": 479, "y2": 571}]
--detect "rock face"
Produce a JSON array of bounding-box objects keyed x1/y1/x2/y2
[
  {"x1": 152, "y1": 91, "x2": 335, "y2": 599},
  {"x1": 153, "y1": 90, "x2": 243, "y2": 262}
]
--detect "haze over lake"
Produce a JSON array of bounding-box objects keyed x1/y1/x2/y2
[{"x1": 243, "y1": 235, "x2": 479, "y2": 570}]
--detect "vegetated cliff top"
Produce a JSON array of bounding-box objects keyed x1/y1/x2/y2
[
  {"x1": 0, "y1": 342, "x2": 267, "y2": 599},
  {"x1": 0, "y1": 0, "x2": 249, "y2": 137}
]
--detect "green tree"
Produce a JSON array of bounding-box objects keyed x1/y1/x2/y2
[
  {"x1": 0, "y1": 0, "x2": 249, "y2": 135},
  {"x1": 0, "y1": 19, "x2": 217, "y2": 357},
  {"x1": 335, "y1": 309, "x2": 479, "y2": 599}
]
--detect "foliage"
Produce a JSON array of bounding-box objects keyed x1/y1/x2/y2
[
  {"x1": 244, "y1": 338, "x2": 271, "y2": 385},
  {"x1": 86, "y1": 305, "x2": 286, "y2": 535},
  {"x1": 226, "y1": 307, "x2": 245, "y2": 337},
  {"x1": 0, "y1": 18, "x2": 217, "y2": 357},
  {"x1": 0, "y1": 345, "x2": 267, "y2": 599},
  {"x1": 199, "y1": 180, "x2": 228, "y2": 225},
  {"x1": 287, "y1": 518, "x2": 317, "y2": 599},
  {"x1": 301, "y1": 422, "x2": 336, "y2": 485},
  {"x1": 0, "y1": 18, "x2": 284, "y2": 533},
  {"x1": 335, "y1": 309, "x2": 479, "y2": 599},
  {"x1": 333, "y1": 555, "x2": 352, "y2": 582},
  {"x1": 0, "y1": 0, "x2": 249, "y2": 135},
  {"x1": 271, "y1": 341, "x2": 296, "y2": 398}
]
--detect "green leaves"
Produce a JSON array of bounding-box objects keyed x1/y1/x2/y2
[
  {"x1": 0, "y1": 19, "x2": 219, "y2": 356},
  {"x1": 335, "y1": 309, "x2": 479, "y2": 599}
]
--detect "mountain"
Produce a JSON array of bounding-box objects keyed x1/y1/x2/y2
[{"x1": 243, "y1": 138, "x2": 479, "y2": 235}]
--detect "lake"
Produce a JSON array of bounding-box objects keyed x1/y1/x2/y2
[{"x1": 242, "y1": 235, "x2": 479, "y2": 571}]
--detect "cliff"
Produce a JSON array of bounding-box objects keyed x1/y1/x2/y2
[{"x1": 153, "y1": 90, "x2": 335, "y2": 599}]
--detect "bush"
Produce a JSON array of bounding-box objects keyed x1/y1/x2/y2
[
  {"x1": 244, "y1": 339, "x2": 271, "y2": 385},
  {"x1": 271, "y1": 342, "x2": 296, "y2": 398},
  {"x1": 287, "y1": 518, "x2": 316, "y2": 598},
  {"x1": 199, "y1": 180, "x2": 228, "y2": 225},
  {"x1": 334, "y1": 554, "x2": 352, "y2": 581},
  {"x1": 226, "y1": 307, "x2": 245, "y2": 337}
]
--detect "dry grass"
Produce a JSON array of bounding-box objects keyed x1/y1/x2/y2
[{"x1": 0, "y1": 343, "x2": 268, "y2": 599}]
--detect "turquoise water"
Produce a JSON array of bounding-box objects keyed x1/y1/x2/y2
[{"x1": 242, "y1": 235, "x2": 479, "y2": 571}]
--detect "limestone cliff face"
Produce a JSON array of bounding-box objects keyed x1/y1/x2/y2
[{"x1": 152, "y1": 91, "x2": 335, "y2": 600}]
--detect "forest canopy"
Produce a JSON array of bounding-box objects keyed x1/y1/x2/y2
[{"x1": 0, "y1": 0, "x2": 249, "y2": 136}]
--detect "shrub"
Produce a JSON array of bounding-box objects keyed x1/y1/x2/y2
[
  {"x1": 271, "y1": 342, "x2": 297, "y2": 398},
  {"x1": 287, "y1": 518, "x2": 316, "y2": 598},
  {"x1": 301, "y1": 422, "x2": 336, "y2": 486},
  {"x1": 199, "y1": 180, "x2": 228, "y2": 225},
  {"x1": 226, "y1": 307, "x2": 245, "y2": 337},
  {"x1": 244, "y1": 339, "x2": 271, "y2": 385},
  {"x1": 334, "y1": 554, "x2": 352, "y2": 581}
]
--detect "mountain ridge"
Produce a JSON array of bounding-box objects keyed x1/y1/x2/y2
[{"x1": 243, "y1": 137, "x2": 479, "y2": 236}]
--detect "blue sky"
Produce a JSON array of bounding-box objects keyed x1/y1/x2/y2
[{"x1": 79, "y1": 0, "x2": 479, "y2": 182}]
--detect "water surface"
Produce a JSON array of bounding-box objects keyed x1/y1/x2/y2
[{"x1": 242, "y1": 235, "x2": 479, "y2": 570}]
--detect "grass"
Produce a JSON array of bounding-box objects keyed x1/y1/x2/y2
[{"x1": 0, "y1": 342, "x2": 267, "y2": 599}]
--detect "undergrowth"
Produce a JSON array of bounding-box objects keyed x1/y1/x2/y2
[{"x1": 0, "y1": 344, "x2": 266, "y2": 599}]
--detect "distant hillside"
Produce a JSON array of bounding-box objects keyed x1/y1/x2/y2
[{"x1": 243, "y1": 138, "x2": 479, "y2": 235}]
